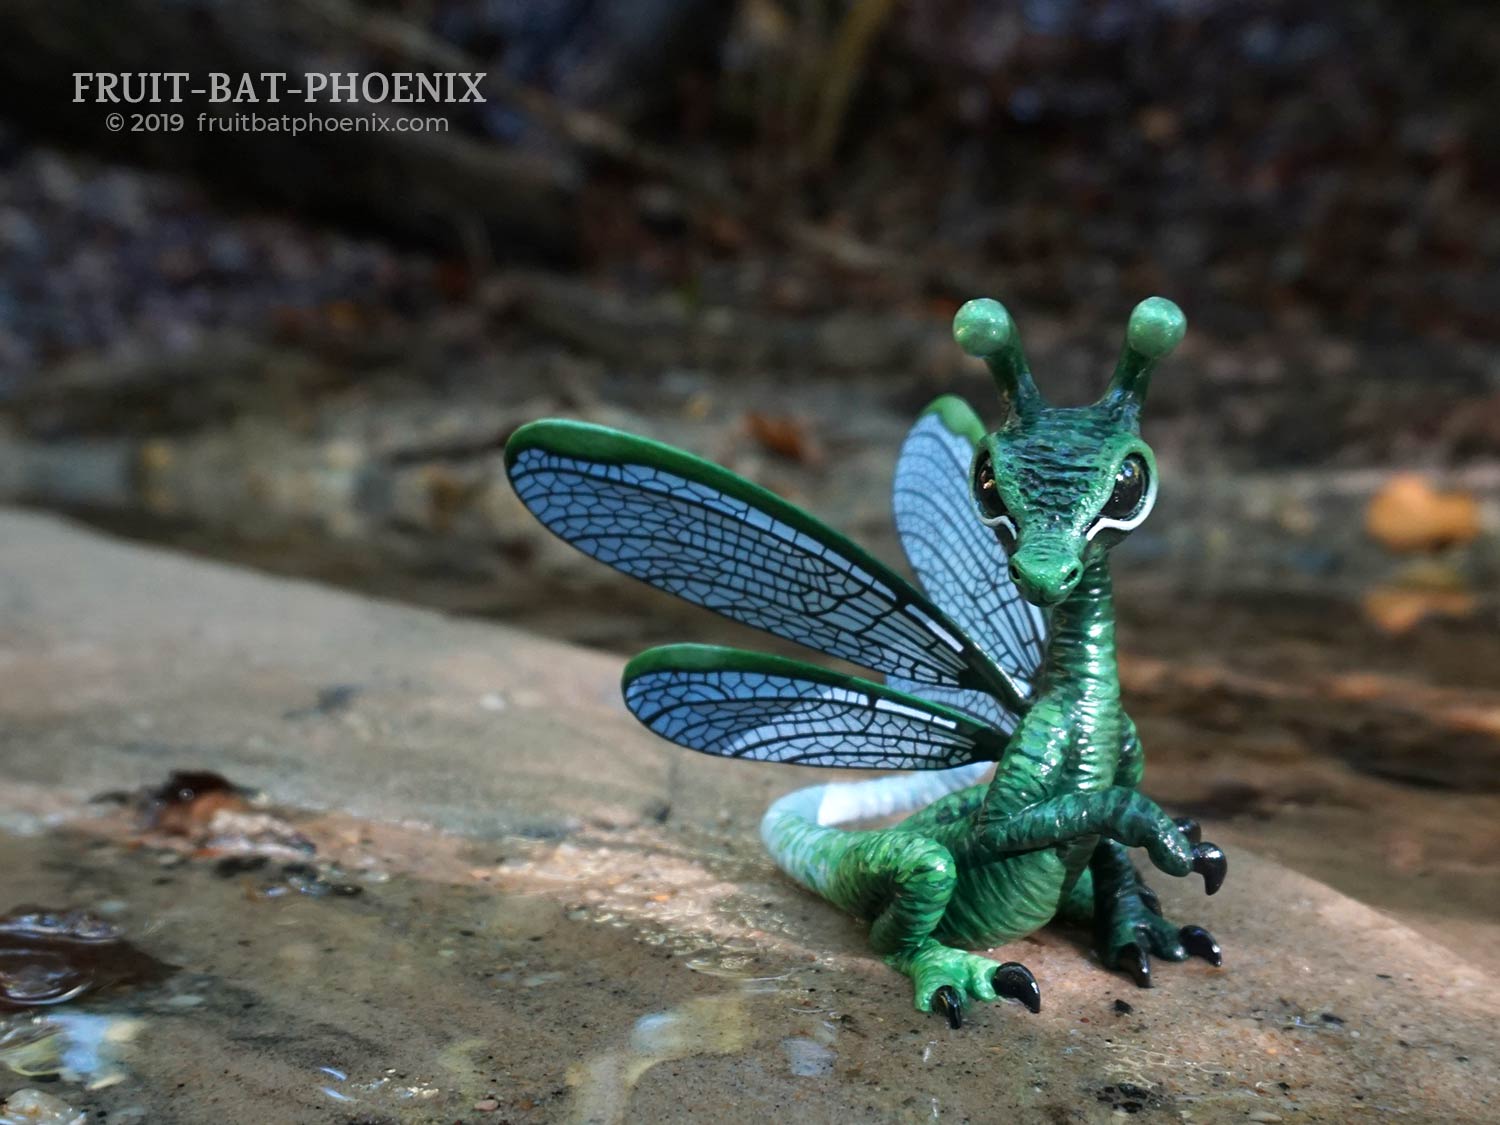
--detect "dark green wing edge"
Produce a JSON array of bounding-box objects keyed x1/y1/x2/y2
[{"x1": 924, "y1": 394, "x2": 988, "y2": 444}]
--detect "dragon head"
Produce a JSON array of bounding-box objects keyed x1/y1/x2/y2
[{"x1": 954, "y1": 296, "x2": 1185, "y2": 607}]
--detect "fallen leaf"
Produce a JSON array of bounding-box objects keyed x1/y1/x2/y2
[
  {"x1": 1365, "y1": 474, "x2": 1480, "y2": 552},
  {"x1": 1361, "y1": 586, "x2": 1477, "y2": 634},
  {"x1": 745, "y1": 412, "x2": 822, "y2": 464}
]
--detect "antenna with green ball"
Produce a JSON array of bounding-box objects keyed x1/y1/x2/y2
[
  {"x1": 952, "y1": 298, "x2": 1042, "y2": 421},
  {"x1": 1101, "y1": 296, "x2": 1187, "y2": 414}
]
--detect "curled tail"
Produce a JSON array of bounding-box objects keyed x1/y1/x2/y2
[{"x1": 760, "y1": 763, "x2": 992, "y2": 901}]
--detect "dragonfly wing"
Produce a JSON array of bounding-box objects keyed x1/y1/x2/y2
[
  {"x1": 507, "y1": 419, "x2": 1016, "y2": 695},
  {"x1": 879, "y1": 679, "x2": 1021, "y2": 738},
  {"x1": 892, "y1": 397, "x2": 1048, "y2": 688},
  {"x1": 623, "y1": 645, "x2": 1008, "y2": 769}
]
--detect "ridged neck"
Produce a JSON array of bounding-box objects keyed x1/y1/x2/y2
[{"x1": 1039, "y1": 556, "x2": 1117, "y2": 698}]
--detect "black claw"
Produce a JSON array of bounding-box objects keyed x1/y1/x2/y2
[
  {"x1": 932, "y1": 985, "x2": 963, "y2": 1029},
  {"x1": 1136, "y1": 883, "x2": 1162, "y2": 916},
  {"x1": 993, "y1": 961, "x2": 1042, "y2": 1014},
  {"x1": 1180, "y1": 925, "x2": 1223, "y2": 967},
  {"x1": 1116, "y1": 942, "x2": 1153, "y2": 988},
  {"x1": 1173, "y1": 816, "x2": 1203, "y2": 845},
  {"x1": 1191, "y1": 842, "x2": 1227, "y2": 895}
]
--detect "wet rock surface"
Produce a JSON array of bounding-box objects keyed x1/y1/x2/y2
[
  {"x1": 0, "y1": 509, "x2": 1497, "y2": 1122},
  {"x1": 0, "y1": 508, "x2": 671, "y2": 840},
  {"x1": 0, "y1": 907, "x2": 170, "y2": 1011}
]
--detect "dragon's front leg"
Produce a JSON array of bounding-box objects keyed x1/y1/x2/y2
[
  {"x1": 1060, "y1": 824, "x2": 1223, "y2": 988},
  {"x1": 969, "y1": 786, "x2": 1227, "y2": 892}
]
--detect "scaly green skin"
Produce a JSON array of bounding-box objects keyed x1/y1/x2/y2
[{"x1": 758, "y1": 297, "x2": 1224, "y2": 1017}]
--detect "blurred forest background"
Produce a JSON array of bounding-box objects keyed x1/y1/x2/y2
[
  {"x1": 0, "y1": 0, "x2": 1496, "y2": 960},
  {"x1": 0, "y1": 0, "x2": 1494, "y2": 627},
  {"x1": 0, "y1": 0, "x2": 1493, "y2": 605},
  {"x1": 0, "y1": 0, "x2": 1496, "y2": 633}
]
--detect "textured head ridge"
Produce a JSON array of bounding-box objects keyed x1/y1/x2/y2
[{"x1": 957, "y1": 297, "x2": 1186, "y2": 606}]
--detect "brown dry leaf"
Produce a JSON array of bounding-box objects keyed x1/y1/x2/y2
[
  {"x1": 143, "y1": 770, "x2": 249, "y2": 836},
  {"x1": 1362, "y1": 586, "x2": 1477, "y2": 635},
  {"x1": 1365, "y1": 473, "x2": 1480, "y2": 552},
  {"x1": 744, "y1": 412, "x2": 822, "y2": 464}
]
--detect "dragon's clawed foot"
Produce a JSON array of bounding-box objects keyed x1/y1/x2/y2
[
  {"x1": 1111, "y1": 923, "x2": 1223, "y2": 988},
  {"x1": 1114, "y1": 940, "x2": 1153, "y2": 988},
  {"x1": 1179, "y1": 924, "x2": 1223, "y2": 966},
  {"x1": 930, "y1": 961, "x2": 1041, "y2": 1028},
  {"x1": 993, "y1": 961, "x2": 1043, "y2": 1014},
  {"x1": 1099, "y1": 883, "x2": 1224, "y2": 989},
  {"x1": 1191, "y1": 842, "x2": 1227, "y2": 895},
  {"x1": 897, "y1": 947, "x2": 1042, "y2": 1028},
  {"x1": 1169, "y1": 816, "x2": 1227, "y2": 894},
  {"x1": 930, "y1": 984, "x2": 964, "y2": 1028},
  {"x1": 1173, "y1": 816, "x2": 1202, "y2": 844}
]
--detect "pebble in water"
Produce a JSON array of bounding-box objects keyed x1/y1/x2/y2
[
  {"x1": 0, "y1": 1088, "x2": 86, "y2": 1125},
  {"x1": 0, "y1": 1011, "x2": 144, "y2": 1087}
]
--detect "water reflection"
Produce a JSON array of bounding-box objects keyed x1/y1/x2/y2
[{"x1": 568, "y1": 993, "x2": 752, "y2": 1124}]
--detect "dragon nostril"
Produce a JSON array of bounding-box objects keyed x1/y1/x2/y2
[
  {"x1": 1063, "y1": 563, "x2": 1081, "y2": 586},
  {"x1": 1009, "y1": 562, "x2": 1023, "y2": 584}
]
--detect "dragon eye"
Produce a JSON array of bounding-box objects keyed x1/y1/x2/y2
[
  {"x1": 1098, "y1": 454, "x2": 1150, "y2": 522},
  {"x1": 972, "y1": 451, "x2": 1009, "y2": 523}
]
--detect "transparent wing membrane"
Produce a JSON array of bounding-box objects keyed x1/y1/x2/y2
[
  {"x1": 623, "y1": 646, "x2": 1006, "y2": 770},
  {"x1": 892, "y1": 398, "x2": 1047, "y2": 685},
  {"x1": 880, "y1": 679, "x2": 1021, "y2": 737},
  {"x1": 506, "y1": 420, "x2": 1018, "y2": 698}
]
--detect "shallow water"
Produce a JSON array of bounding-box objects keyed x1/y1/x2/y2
[
  {"x1": 0, "y1": 828, "x2": 1157, "y2": 1123},
  {"x1": 3, "y1": 797, "x2": 1497, "y2": 1124},
  {"x1": 0, "y1": 829, "x2": 768, "y2": 1123}
]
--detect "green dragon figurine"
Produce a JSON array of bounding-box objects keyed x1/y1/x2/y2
[{"x1": 505, "y1": 296, "x2": 1224, "y2": 1028}]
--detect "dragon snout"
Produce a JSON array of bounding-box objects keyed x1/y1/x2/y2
[{"x1": 1008, "y1": 546, "x2": 1083, "y2": 607}]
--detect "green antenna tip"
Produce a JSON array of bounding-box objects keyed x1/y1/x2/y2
[
  {"x1": 953, "y1": 298, "x2": 1015, "y2": 358},
  {"x1": 1126, "y1": 297, "x2": 1186, "y2": 359}
]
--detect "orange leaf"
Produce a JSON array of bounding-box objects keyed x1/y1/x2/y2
[{"x1": 1364, "y1": 474, "x2": 1479, "y2": 553}]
